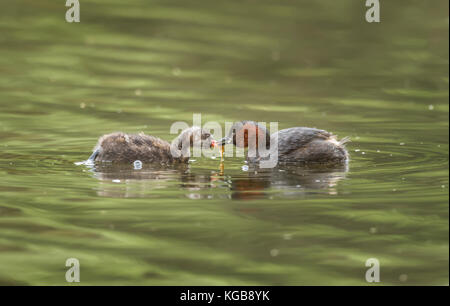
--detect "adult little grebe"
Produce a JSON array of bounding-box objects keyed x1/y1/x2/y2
[
  {"x1": 88, "y1": 127, "x2": 216, "y2": 164},
  {"x1": 219, "y1": 121, "x2": 349, "y2": 164}
]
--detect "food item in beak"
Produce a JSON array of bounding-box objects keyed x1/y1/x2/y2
[{"x1": 220, "y1": 145, "x2": 225, "y2": 161}]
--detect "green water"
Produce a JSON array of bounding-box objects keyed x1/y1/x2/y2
[{"x1": 0, "y1": 0, "x2": 448, "y2": 285}]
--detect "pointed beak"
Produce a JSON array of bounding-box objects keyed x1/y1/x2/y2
[{"x1": 218, "y1": 136, "x2": 232, "y2": 146}]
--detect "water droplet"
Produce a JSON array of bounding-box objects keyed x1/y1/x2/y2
[
  {"x1": 270, "y1": 249, "x2": 279, "y2": 257},
  {"x1": 133, "y1": 160, "x2": 143, "y2": 170},
  {"x1": 283, "y1": 234, "x2": 292, "y2": 240},
  {"x1": 172, "y1": 67, "x2": 181, "y2": 76}
]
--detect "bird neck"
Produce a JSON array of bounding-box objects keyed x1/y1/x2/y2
[{"x1": 170, "y1": 132, "x2": 192, "y2": 161}]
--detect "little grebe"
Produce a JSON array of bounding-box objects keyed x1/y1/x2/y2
[
  {"x1": 88, "y1": 127, "x2": 216, "y2": 164},
  {"x1": 219, "y1": 121, "x2": 349, "y2": 164}
]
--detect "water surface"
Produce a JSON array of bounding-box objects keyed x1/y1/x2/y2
[{"x1": 0, "y1": 0, "x2": 448, "y2": 285}]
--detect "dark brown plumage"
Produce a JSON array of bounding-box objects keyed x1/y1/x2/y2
[
  {"x1": 219, "y1": 121, "x2": 349, "y2": 165},
  {"x1": 88, "y1": 127, "x2": 216, "y2": 164}
]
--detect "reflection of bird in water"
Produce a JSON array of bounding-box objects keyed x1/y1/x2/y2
[
  {"x1": 91, "y1": 163, "x2": 187, "y2": 198},
  {"x1": 91, "y1": 163, "x2": 187, "y2": 181},
  {"x1": 229, "y1": 174, "x2": 270, "y2": 200},
  {"x1": 86, "y1": 162, "x2": 347, "y2": 199},
  {"x1": 89, "y1": 163, "x2": 222, "y2": 199},
  {"x1": 87, "y1": 127, "x2": 217, "y2": 164},
  {"x1": 230, "y1": 163, "x2": 348, "y2": 200},
  {"x1": 219, "y1": 121, "x2": 349, "y2": 165}
]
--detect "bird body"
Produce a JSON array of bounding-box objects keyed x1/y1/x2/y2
[
  {"x1": 272, "y1": 127, "x2": 349, "y2": 163},
  {"x1": 88, "y1": 127, "x2": 216, "y2": 164},
  {"x1": 219, "y1": 121, "x2": 349, "y2": 165}
]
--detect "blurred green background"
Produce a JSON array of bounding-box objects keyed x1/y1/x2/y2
[{"x1": 0, "y1": 0, "x2": 448, "y2": 285}]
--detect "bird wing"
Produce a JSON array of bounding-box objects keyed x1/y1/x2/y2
[{"x1": 272, "y1": 127, "x2": 332, "y2": 156}]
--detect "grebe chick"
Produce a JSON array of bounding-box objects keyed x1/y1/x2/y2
[
  {"x1": 88, "y1": 127, "x2": 216, "y2": 164},
  {"x1": 219, "y1": 121, "x2": 349, "y2": 164}
]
